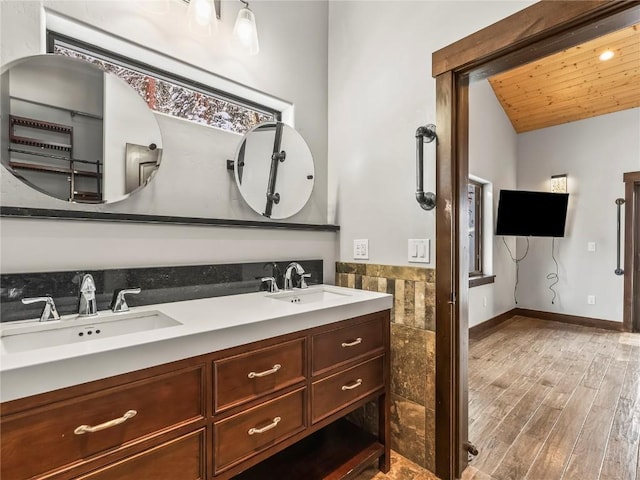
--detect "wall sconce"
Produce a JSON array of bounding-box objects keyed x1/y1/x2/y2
[
  {"x1": 550, "y1": 174, "x2": 568, "y2": 193},
  {"x1": 232, "y1": 1, "x2": 260, "y2": 55},
  {"x1": 140, "y1": 0, "x2": 259, "y2": 54},
  {"x1": 185, "y1": 0, "x2": 219, "y2": 37}
]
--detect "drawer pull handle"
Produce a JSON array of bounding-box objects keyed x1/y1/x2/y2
[
  {"x1": 342, "y1": 378, "x2": 363, "y2": 391},
  {"x1": 248, "y1": 364, "x2": 282, "y2": 379},
  {"x1": 341, "y1": 337, "x2": 362, "y2": 348},
  {"x1": 248, "y1": 416, "x2": 281, "y2": 435},
  {"x1": 74, "y1": 410, "x2": 137, "y2": 435}
]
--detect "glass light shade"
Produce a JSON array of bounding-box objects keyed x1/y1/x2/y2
[
  {"x1": 187, "y1": 0, "x2": 218, "y2": 37},
  {"x1": 232, "y1": 7, "x2": 260, "y2": 55}
]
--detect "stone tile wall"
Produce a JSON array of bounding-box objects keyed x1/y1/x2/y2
[{"x1": 336, "y1": 262, "x2": 436, "y2": 473}]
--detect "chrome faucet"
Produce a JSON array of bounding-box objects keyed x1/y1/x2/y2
[
  {"x1": 111, "y1": 288, "x2": 141, "y2": 313},
  {"x1": 261, "y1": 277, "x2": 279, "y2": 293},
  {"x1": 22, "y1": 296, "x2": 60, "y2": 322},
  {"x1": 78, "y1": 274, "x2": 98, "y2": 317},
  {"x1": 284, "y1": 262, "x2": 310, "y2": 290}
]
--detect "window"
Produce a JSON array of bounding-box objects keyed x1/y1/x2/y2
[
  {"x1": 468, "y1": 180, "x2": 483, "y2": 276},
  {"x1": 48, "y1": 33, "x2": 278, "y2": 135}
]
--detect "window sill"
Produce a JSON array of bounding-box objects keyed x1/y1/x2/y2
[{"x1": 469, "y1": 275, "x2": 496, "y2": 288}]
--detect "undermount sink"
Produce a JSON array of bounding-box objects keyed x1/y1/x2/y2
[
  {"x1": 1, "y1": 310, "x2": 182, "y2": 354},
  {"x1": 267, "y1": 286, "x2": 352, "y2": 305}
]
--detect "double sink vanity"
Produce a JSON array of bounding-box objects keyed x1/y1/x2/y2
[{"x1": 0, "y1": 280, "x2": 392, "y2": 480}]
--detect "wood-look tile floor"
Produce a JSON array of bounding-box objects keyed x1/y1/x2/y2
[
  {"x1": 356, "y1": 316, "x2": 640, "y2": 480},
  {"x1": 467, "y1": 316, "x2": 640, "y2": 480}
]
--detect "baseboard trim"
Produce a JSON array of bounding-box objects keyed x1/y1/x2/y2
[
  {"x1": 513, "y1": 308, "x2": 626, "y2": 332},
  {"x1": 469, "y1": 309, "x2": 518, "y2": 339}
]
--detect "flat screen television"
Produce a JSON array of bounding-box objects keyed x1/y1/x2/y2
[{"x1": 496, "y1": 190, "x2": 569, "y2": 237}]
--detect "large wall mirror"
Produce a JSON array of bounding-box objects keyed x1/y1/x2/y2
[
  {"x1": 233, "y1": 122, "x2": 314, "y2": 219},
  {"x1": 1, "y1": 54, "x2": 163, "y2": 204}
]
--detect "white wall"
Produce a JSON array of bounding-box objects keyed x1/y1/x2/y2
[
  {"x1": 328, "y1": 1, "x2": 535, "y2": 268},
  {"x1": 516, "y1": 108, "x2": 640, "y2": 322},
  {"x1": 0, "y1": 0, "x2": 336, "y2": 279},
  {"x1": 468, "y1": 80, "x2": 518, "y2": 327}
]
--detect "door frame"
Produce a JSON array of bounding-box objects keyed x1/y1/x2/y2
[
  {"x1": 431, "y1": 2, "x2": 640, "y2": 479},
  {"x1": 623, "y1": 171, "x2": 640, "y2": 332}
]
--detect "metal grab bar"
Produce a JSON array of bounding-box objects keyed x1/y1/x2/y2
[
  {"x1": 615, "y1": 198, "x2": 625, "y2": 275},
  {"x1": 415, "y1": 124, "x2": 437, "y2": 211},
  {"x1": 264, "y1": 122, "x2": 286, "y2": 218}
]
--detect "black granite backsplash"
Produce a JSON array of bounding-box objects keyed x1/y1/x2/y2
[{"x1": 0, "y1": 260, "x2": 323, "y2": 322}]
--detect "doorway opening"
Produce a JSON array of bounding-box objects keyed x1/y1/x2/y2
[{"x1": 432, "y1": 3, "x2": 640, "y2": 480}]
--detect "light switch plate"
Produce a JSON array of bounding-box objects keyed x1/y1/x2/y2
[
  {"x1": 408, "y1": 239, "x2": 430, "y2": 263},
  {"x1": 353, "y1": 239, "x2": 369, "y2": 260},
  {"x1": 588, "y1": 242, "x2": 597, "y2": 252}
]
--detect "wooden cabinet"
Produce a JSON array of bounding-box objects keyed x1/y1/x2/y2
[
  {"x1": 213, "y1": 388, "x2": 306, "y2": 474},
  {"x1": 311, "y1": 356, "x2": 384, "y2": 424},
  {"x1": 214, "y1": 338, "x2": 305, "y2": 413},
  {"x1": 311, "y1": 314, "x2": 385, "y2": 376},
  {"x1": 1, "y1": 365, "x2": 205, "y2": 480},
  {"x1": 0, "y1": 310, "x2": 390, "y2": 480},
  {"x1": 75, "y1": 430, "x2": 206, "y2": 480}
]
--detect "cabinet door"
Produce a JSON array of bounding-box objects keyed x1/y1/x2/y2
[
  {"x1": 76, "y1": 430, "x2": 205, "y2": 480},
  {"x1": 312, "y1": 356, "x2": 384, "y2": 423},
  {"x1": 214, "y1": 338, "x2": 305, "y2": 412},
  {"x1": 311, "y1": 314, "x2": 384, "y2": 376},
  {"x1": 1, "y1": 366, "x2": 204, "y2": 480},
  {"x1": 213, "y1": 388, "x2": 306, "y2": 474}
]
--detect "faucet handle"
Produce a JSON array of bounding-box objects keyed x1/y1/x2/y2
[
  {"x1": 261, "y1": 277, "x2": 279, "y2": 293},
  {"x1": 22, "y1": 296, "x2": 60, "y2": 322},
  {"x1": 111, "y1": 288, "x2": 141, "y2": 313},
  {"x1": 300, "y1": 273, "x2": 312, "y2": 289}
]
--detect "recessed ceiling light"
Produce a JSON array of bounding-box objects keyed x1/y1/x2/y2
[{"x1": 599, "y1": 50, "x2": 615, "y2": 61}]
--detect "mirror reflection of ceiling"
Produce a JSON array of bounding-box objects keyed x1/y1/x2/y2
[{"x1": 489, "y1": 23, "x2": 640, "y2": 133}]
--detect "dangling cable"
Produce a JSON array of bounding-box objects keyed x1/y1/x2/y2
[
  {"x1": 546, "y1": 237, "x2": 559, "y2": 304},
  {"x1": 502, "y1": 236, "x2": 529, "y2": 304}
]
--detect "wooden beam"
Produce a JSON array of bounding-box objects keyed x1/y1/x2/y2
[{"x1": 432, "y1": 1, "x2": 639, "y2": 77}]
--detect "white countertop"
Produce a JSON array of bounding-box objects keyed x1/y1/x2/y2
[{"x1": 0, "y1": 285, "x2": 392, "y2": 403}]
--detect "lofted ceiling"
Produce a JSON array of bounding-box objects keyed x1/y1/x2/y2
[{"x1": 488, "y1": 24, "x2": 640, "y2": 133}]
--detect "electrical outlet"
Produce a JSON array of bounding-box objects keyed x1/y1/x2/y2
[
  {"x1": 408, "y1": 239, "x2": 430, "y2": 263},
  {"x1": 587, "y1": 295, "x2": 596, "y2": 305},
  {"x1": 353, "y1": 239, "x2": 369, "y2": 260},
  {"x1": 587, "y1": 242, "x2": 597, "y2": 252},
  {"x1": 483, "y1": 296, "x2": 488, "y2": 307}
]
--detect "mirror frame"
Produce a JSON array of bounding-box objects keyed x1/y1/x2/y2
[{"x1": 233, "y1": 121, "x2": 315, "y2": 220}]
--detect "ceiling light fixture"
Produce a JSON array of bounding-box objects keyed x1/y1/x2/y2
[
  {"x1": 550, "y1": 174, "x2": 568, "y2": 193},
  {"x1": 186, "y1": 0, "x2": 218, "y2": 37},
  {"x1": 599, "y1": 49, "x2": 615, "y2": 61},
  {"x1": 232, "y1": 1, "x2": 260, "y2": 56}
]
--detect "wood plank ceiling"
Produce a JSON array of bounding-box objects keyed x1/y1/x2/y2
[{"x1": 488, "y1": 24, "x2": 640, "y2": 133}]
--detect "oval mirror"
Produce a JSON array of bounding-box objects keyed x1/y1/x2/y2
[
  {"x1": 234, "y1": 122, "x2": 314, "y2": 219},
  {"x1": 1, "y1": 54, "x2": 163, "y2": 204}
]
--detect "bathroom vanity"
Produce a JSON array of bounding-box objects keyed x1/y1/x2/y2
[{"x1": 0, "y1": 285, "x2": 392, "y2": 480}]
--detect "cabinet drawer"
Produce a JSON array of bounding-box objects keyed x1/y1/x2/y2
[
  {"x1": 214, "y1": 338, "x2": 305, "y2": 412},
  {"x1": 76, "y1": 429, "x2": 205, "y2": 480},
  {"x1": 213, "y1": 387, "x2": 306, "y2": 473},
  {"x1": 312, "y1": 356, "x2": 384, "y2": 424},
  {"x1": 312, "y1": 314, "x2": 384, "y2": 376},
  {"x1": 1, "y1": 365, "x2": 204, "y2": 480}
]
